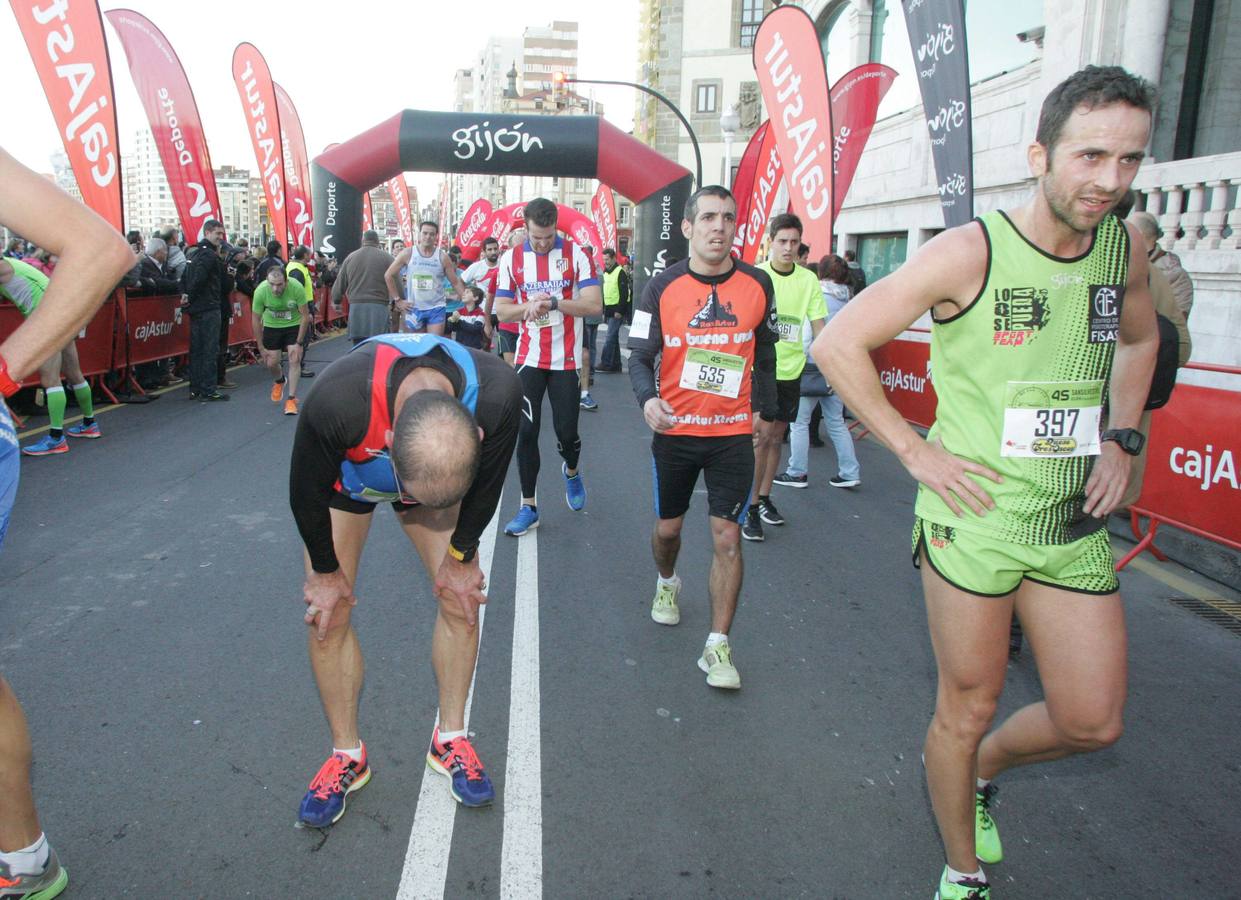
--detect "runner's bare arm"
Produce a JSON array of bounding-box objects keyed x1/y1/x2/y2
[
  {"x1": 442, "y1": 252, "x2": 468, "y2": 301},
  {"x1": 557, "y1": 283, "x2": 602, "y2": 318},
  {"x1": 0, "y1": 147, "x2": 134, "y2": 379},
  {"x1": 1083, "y1": 221, "x2": 1159, "y2": 517},
  {"x1": 812, "y1": 224, "x2": 1003, "y2": 517},
  {"x1": 384, "y1": 248, "x2": 412, "y2": 302},
  {"x1": 493, "y1": 294, "x2": 525, "y2": 323}
]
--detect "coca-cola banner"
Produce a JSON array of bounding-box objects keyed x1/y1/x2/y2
[
  {"x1": 106, "y1": 9, "x2": 220, "y2": 242},
  {"x1": 12, "y1": 0, "x2": 123, "y2": 231},
  {"x1": 311, "y1": 111, "x2": 691, "y2": 301},
  {"x1": 231, "y1": 43, "x2": 287, "y2": 246},
  {"x1": 591, "y1": 184, "x2": 618, "y2": 254},
  {"x1": 384, "y1": 176, "x2": 414, "y2": 243},
  {"x1": 902, "y1": 0, "x2": 973, "y2": 227},
  {"x1": 753, "y1": 5, "x2": 834, "y2": 260},
  {"x1": 456, "y1": 199, "x2": 494, "y2": 262},
  {"x1": 362, "y1": 190, "x2": 373, "y2": 233},
  {"x1": 556, "y1": 203, "x2": 604, "y2": 267},
  {"x1": 734, "y1": 123, "x2": 785, "y2": 264},
  {"x1": 830, "y1": 64, "x2": 898, "y2": 219},
  {"x1": 275, "y1": 83, "x2": 313, "y2": 249}
]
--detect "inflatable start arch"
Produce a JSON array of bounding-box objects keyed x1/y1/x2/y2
[{"x1": 311, "y1": 111, "x2": 695, "y2": 298}]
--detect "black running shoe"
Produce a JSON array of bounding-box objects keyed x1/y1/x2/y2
[
  {"x1": 741, "y1": 507, "x2": 764, "y2": 542},
  {"x1": 757, "y1": 497, "x2": 784, "y2": 526},
  {"x1": 772, "y1": 471, "x2": 808, "y2": 489}
]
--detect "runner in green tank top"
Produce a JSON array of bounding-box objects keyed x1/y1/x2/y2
[{"x1": 811, "y1": 67, "x2": 1160, "y2": 899}]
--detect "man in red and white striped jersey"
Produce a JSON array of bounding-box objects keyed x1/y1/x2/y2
[{"x1": 494, "y1": 198, "x2": 602, "y2": 536}]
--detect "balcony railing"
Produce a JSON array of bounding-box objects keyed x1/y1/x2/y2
[{"x1": 1131, "y1": 150, "x2": 1241, "y2": 252}]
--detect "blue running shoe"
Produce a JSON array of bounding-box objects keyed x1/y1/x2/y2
[
  {"x1": 563, "y1": 463, "x2": 586, "y2": 511},
  {"x1": 65, "y1": 421, "x2": 102, "y2": 439},
  {"x1": 579, "y1": 393, "x2": 598, "y2": 411},
  {"x1": 21, "y1": 435, "x2": 67, "y2": 457},
  {"x1": 504, "y1": 504, "x2": 539, "y2": 536},
  {"x1": 298, "y1": 744, "x2": 371, "y2": 828},
  {"x1": 427, "y1": 729, "x2": 495, "y2": 807}
]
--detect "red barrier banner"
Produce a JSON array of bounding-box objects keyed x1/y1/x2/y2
[
  {"x1": 275, "y1": 83, "x2": 313, "y2": 249},
  {"x1": 232, "y1": 43, "x2": 288, "y2": 246},
  {"x1": 362, "y1": 190, "x2": 373, "y2": 234},
  {"x1": 456, "y1": 199, "x2": 494, "y2": 262},
  {"x1": 124, "y1": 293, "x2": 190, "y2": 366},
  {"x1": 830, "y1": 63, "x2": 898, "y2": 219},
  {"x1": 870, "y1": 338, "x2": 937, "y2": 429},
  {"x1": 591, "y1": 184, "x2": 618, "y2": 254},
  {"x1": 225, "y1": 291, "x2": 254, "y2": 347},
  {"x1": 106, "y1": 9, "x2": 220, "y2": 242},
  {"x1": 753, "y1": 5, "x2": 834, "y2": 262},
  {"x1": 1137, "y1": 384, "x2": 1241, "y2": 547},
  {"x1": 0, "y1": 296, "x2": 117, "y2": 385},
  {"x1": 12, "y1": 0, "x2": 123, "y2": 232},
  {"x1": 385, "y1": 176, "x2": 414, "y2": 244}
]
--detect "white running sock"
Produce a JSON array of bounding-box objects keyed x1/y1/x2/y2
[
  {"x1": 976, "y1": 777, "x2": 991, "y2": 792},
  {"x1": 437, "y1": 728, "x2": 467, "y2": 744},
  {"x1": 333, "y1": 744, "x2": 363, "y2": 763},
  {"x1": 0, "y1": 833, "x2": 49, "y2": 876},
  {"x1": 945, "y1": 864, "x2": 985, "y2": 884},
  {"x1": 657, "y1": 573, "x2": 679, "y2": 586},
  {"x1": 581, "y1": 389, "x2": 588, "y2": 399},
  {"x1": 705, "y1": 632, "x2": 728, "y2": 647}
]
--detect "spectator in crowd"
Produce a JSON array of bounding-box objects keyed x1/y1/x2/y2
[
  {"x1": 20, "y1": 249, "x2": 54, "y2": 277},
  {"x1": 578, "y1": 246, "x2": 603, "y2": 410},
  {"x1": 447, "y1": 285, "x2": 489, "y2": 350},
  {"x1": 1129, "y1": 211, "x2": 1194, "y2": 319},
  {"x1": 331, "y1": 229, "x2": 395, "y2": 344},
  {"x1": 843, "y1": 248, "x2": 866, "y2": 297},
  {"x1": 254, "y1": 239, "x2": 285, "y2": 284},
  {"x1": 798, "y1": 243, "x2": 812, "y2": 268},
  {"x1": 595, "y1": 247, "x2": 631, "y2": 373},
  {"x1": 134, "y1": 238, "x2": 181, "y2": 296},
  {"x1": 391, "y1": 238, "x2": 405, "y2": 257},
  {"x1": 776, "y1": 254, "x2": 861, "y2": 490},
  {"x1": 4, "y1": 238, "x2": 24, "y2": 258},
  {"x1": 125, "y1": 230, "x2": 143, "y2": 254},
  {"x1": 184, "y1": 219, "x2": 230, "y2": 402},
  {"x1": 158, "y1": 227, "x2": 187, "y2": 284},
  {"x1": 233, "y1": 258, "x2": 256, "y2": 298},
  {"x1": 286, "y1": 246, "x2": 316, "y2": 378}
]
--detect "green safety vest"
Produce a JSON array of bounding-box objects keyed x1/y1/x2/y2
[
  {"x1": 602, "y1": 265, "x2": 622, "y2": 307},
  {"x1": 287, "y1": 260, "x2": 313, "y2": 298}
]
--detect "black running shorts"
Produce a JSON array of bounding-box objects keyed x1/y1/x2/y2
[
  {"x1": 651, "y1": 433, "x2": 754, "y2": 522},
  {"x1": 262, "y1": 325, "x2": 300, "y2": 352}
]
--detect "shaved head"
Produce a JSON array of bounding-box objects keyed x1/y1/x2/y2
[{"x1": 391, "y1": 391, "x2": 480, "y2": 508}]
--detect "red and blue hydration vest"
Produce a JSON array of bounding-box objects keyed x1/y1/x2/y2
[{"x1": 336, "y1": 334, "x2": 479, "y2": 504}]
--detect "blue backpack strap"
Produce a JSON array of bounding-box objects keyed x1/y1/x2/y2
[{"x1": 352, "y1": 333, "x2": 479, "y2": 413}]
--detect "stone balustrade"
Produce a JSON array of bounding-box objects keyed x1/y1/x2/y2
[{"x1": 1132, "y1": 150, "x2": 1241, "y2": 252}]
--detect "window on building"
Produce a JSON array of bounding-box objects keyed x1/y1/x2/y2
[
  {"x1": 573, "y1": 202, "x2": 586, "y2": 214},
  {"x1": 695, "y1": 82, "x2": 718, "y2": 114},
  {"x1": 574, "y1": 178, "x2": 588, "y2": 191},
  {"x1": 856, "y1": 232, "x2": 908, "y2": 284},
  {"x1": 739, "y1": 0, "x2": 764, "y2": 48},
  {"x1": 1153, "y1": 0, "x2": 1241, "y2": 160},
  {"x1": 617, "y1": 203, "x2": 631, "y2": 227}
]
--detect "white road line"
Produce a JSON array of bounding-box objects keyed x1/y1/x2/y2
[
  {"x1": 500, "y1": 527, "x2": 543, "y2": 898},
  {"x1": 395, "y1": 501, "x2": 502, "y2": 900}
]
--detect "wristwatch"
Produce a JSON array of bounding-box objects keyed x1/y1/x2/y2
[
  {"x1": 1101, "y1": 428, "x2": 1145, "y2": 456},
  {"x1": 447, "y1": 542, "x2": 477, "y2": 564},
  {"x1": 549, "y1": 295, "x2": 560, "y2": 312},
  {"x1": 0, "y1": 355, "x2": 21, "y2": 398}
]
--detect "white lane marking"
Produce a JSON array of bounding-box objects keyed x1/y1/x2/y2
[
  {"x1": 500, "y1": 527, "x2": 543, "y2": 898},
  {"x1": 395, "y1": 501, "x2": 501, "y2": 900}
]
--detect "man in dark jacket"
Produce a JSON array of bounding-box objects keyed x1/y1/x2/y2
[
  {"x1": 254, "y1": 240, "x2": 285, "y2": 284},
  {"x1": 184, "y1": 219, "x2": 230, "y2": 401},
  {"x1": 134, "y1": 237, "x2": 181, "y2": 295}
]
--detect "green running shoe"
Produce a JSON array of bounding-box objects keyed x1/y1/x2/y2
[
  {"x1": 697, "y1": 638, "x2": 740, "y2": 690},
  {"x1": 651, "y1": 576, "x2": 681, "y2": 625},
  {"x1": 0, "y1": 847, "x2": 68, "y2": 899},
  {"x1": 934, "y1": 867, "x2": 990, "y2": 899},
  {"x1": 975, "y1": 783, "x2": 1002, "y2": 864}
]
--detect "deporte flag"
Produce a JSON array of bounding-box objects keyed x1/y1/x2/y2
[
  {"x1": 232, "y1": 43, "x2": 287, "y2": 244},
  {"x1": 107, "y1": 9, "x2": 220, "y2": 242},
  {"x1": 753, "y1": 5, "x2": 834, "y2": 258},
  {"x1": 13, "y1": 0, "x2": 123, "y2": 231},
  {"x1": 275, "y1": 83, "x2": 313, "y2": 249},
  {"x1": 830, "y1": 64, "x2": 898, "y2": 219}
]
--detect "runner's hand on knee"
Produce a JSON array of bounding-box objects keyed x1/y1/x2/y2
[
  {"x1": 906, "y1": 437, "x2": 1002, "y2": 518},
  {"x1": 303, "y1": 568, "x2": 356, "y2": 640},
  {"x1": 434, "y1": 555, "x2": 487, "y2": 627}
]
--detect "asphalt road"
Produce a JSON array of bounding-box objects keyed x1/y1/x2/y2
[{"x1": 2, "y1": 334, "x2": 1239, "y2": 899}]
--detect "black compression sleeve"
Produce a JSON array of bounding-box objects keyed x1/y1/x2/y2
[
  {"x1": 289, "y1": 409, "x2": 349, "y2": 573},
  {"x1": 628, "y1": 348, "x2": 659, "y2": 408}
]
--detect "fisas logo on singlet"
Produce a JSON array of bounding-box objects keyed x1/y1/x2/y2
[
  {"x1": 993, "y1": 287, "x2": 1050, "y2": 346},
  {"x1": 1088, "y1": 285, "x2": 1122, "y2": 343}
]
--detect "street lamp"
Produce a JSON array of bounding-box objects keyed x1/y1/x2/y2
[
  {"x1": 557, "y1": 73, "x2": 703, "y2": 188},
  {"x1": 720, "y1": 103, "x2": 740, "y2": 188}
]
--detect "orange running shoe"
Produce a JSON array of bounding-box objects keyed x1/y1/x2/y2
[
  {"x1": 298, "y1": 744, "x2": 371, "y2": 827},
  {"x1": 270, "y1": 379, "x2": 284, "y2": 402},
  {"x1": 284, "y1": 397, "x2": 298, "y2": 416}
]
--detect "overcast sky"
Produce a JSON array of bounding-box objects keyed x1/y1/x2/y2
[{"x1": 3, "y1": 1, "x2": 639, "y2": 205}]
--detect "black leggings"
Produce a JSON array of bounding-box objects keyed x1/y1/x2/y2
[{"x1": 516, "y1": 366, "x2": 582, "y2": 499}]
